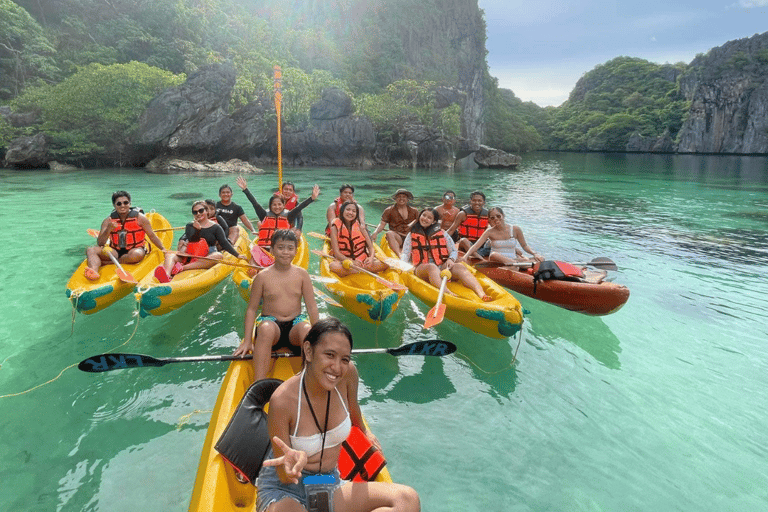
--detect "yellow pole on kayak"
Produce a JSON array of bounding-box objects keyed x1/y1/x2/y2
[{"x1": 273, "y1": 64, "x2": 283, "y2": 190}]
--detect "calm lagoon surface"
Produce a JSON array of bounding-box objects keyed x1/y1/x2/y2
[{"x1": 1, "y1": 152, "x2": 767, "y2": 511}]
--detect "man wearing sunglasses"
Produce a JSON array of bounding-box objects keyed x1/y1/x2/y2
[{"x1": 83, "y1": 190, "x2": 167, "y2": 280}]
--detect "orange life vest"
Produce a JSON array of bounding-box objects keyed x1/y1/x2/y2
[
  {"x1": 457, "y1": 206, "x2": 489, "y2": 242},
  {"x1": 325, "y1": 197, "x2": 351, "y2": 235},
  {"x1": 410, "y1": 229, "x2": 451, "y2": 266},
  {"x1": 257, "y1": 215, "x2": 290, "y2": 247},
  {"x1": 274, "y1": 191, "x2": 298, "y2": 210},
  {"x1": 338, "y1": 426, "x2": 386, "y2": 482},
  {"x1": 109, "y1": 209, "x2": 145, "y2": 250},
  {"x1": 332, "y1": 218, "x2": 368, "y2": 262}
]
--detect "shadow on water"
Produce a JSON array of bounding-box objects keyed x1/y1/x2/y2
[{"x1": 522, "y1": 297, "x2": 622, "y2": 370}]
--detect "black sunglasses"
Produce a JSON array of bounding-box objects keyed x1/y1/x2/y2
[
  {"x1": 192, "y1": 208, "x2": 206, "y2": 215},
  {"x1": 115, "y1": 200, "x2": 130, "y2": 206}
]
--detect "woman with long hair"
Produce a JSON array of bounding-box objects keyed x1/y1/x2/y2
[
  {"x1": 328, "y1": 201, "x2": 388, "y2": 277},
  {"x1": 401, "y1": 208, "x2": 489, "y2": 300},
  {"x1": 257, "y1": 318, "x2": 420, "y2": 512}
]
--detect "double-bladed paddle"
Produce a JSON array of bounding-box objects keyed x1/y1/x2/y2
[
  {"x1": 88, "y1": 226, "x2": 185, "y2": 238},
  {"x1": 77, "y1": 340, "x2": 457, "y2": 373}
]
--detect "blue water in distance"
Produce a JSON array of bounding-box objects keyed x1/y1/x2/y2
[{"x1": 1, "y1": 152, "x2": 767, "y2": 511}]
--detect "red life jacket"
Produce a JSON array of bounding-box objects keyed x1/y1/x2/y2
[
  {"x1": 274, "y1": 191, "x2": 298, "y2": 210},
  {"x1": 184, "y1": 239, "x2": 209, "y2": 262},
  {"x1": 257, "y1": 215, "x2": 290, "y2": 247},
  {"x1": 338, "y1": 426, "x2": 386, "y2": 482},
  {"x1": 109, "y1": 209, "x2": 145, "y2": 250},
  {"x1": 410, "y1": 229, "x2": 450, "y2": 266},
  {"x1": 457, "y1": 206, "x2": 489, "y2": 242},
  {"x1": 332, "y1": 218, "x2": 368, "y2": 262}
]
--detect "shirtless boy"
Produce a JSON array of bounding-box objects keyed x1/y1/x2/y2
[
  {"x1": 435, "y1": 190, "x2": 460, "y2": 233},
  {"x1": 234, "y1": 229, "x2": 319, "y2": 382}
]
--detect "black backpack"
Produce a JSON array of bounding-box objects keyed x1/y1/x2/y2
[{"x1": 532, "y1": 261, "x2": 584, "y2": 293}]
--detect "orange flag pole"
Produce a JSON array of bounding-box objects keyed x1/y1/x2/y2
[{"x1": 273, "y1": 65, "x2": 283, "y2": 190}]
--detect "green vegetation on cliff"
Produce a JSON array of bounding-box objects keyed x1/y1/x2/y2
[{"x1": 2, "y1": 0, "x2": 480, "y2": 161}]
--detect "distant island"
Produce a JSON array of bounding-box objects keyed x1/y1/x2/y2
[{"x1": 1, "y1": 0, "x2": 766, "y2": 170}]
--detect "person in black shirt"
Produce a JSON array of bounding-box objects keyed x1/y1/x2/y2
[{"x1": 216, "y1": 184, "x2": 257, "y2": 244}]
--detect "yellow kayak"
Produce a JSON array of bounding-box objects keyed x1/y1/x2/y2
[
  {"x1": 318, "y1": 241, "x2": 405, "y2": 324},
  {"x1": 66, "y1": 212, "x2": 172, "y2": 315},
  {"x1": 380, "y1": 237, "x2": 524, "y2": 339},
  {"x1": 231, "y1": 233, "x2": 310, "y2": 303},
  {"x1": 188, "y1": 356, "x2": 392, "y2": 512},
  {"x1": 135, "y1": 229, "x2": 249, "y2": 317}
]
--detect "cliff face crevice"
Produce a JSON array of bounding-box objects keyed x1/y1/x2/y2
[{"x1": 677, "y1": 32, "x2": 768, "y2": 154}]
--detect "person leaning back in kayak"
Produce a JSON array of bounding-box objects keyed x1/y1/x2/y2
[
  {"x1": 217, "y1": 183, "x2": 258, "y2": 244},
  {"x1": 447, "y1": 190, "x2": 491, "y2": 256},
  {"x1": 370, "y1": 188, "x2": 419, "y2": 257},
  {"x1": 84, "y1": 190, "x2": 167, "y2": 281},
  {"x1": 256, "y1": 317, "x2": 420, "y2": 512},
  {"x1": 234, "y1": 229, "x2": 320, "y2": 383},
  {"x1": 325, "y1": 183, "x2": 366, "y2": 235}
]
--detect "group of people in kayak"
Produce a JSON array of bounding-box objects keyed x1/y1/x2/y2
[{"x1": 80, "y1": 180, "x2": 551, "y2": 512}]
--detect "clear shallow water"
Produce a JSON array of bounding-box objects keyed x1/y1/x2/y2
[{"x1": 1, "y1": 153, "x2": 767, "y2": 511}]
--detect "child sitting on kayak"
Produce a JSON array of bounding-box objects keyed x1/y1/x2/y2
[
  {"x1": 326, "y1": 183, "x2": 366, "y2": 234},
  {"x1": 236, "y1": 176, "x2": 320, "y2": 249},
  {"x1": 329, "y1": 201, "x2": 388, "y2": 277},
  {"x1": 401, "y1": 208, "x2": 490, "y2": 301},
  {"x1": 233, "y1": 229, "x2": 319, "y2": 382}
]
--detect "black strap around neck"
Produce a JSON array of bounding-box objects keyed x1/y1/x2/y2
[{"x1": 302, "y1": 375, "x2": 331, "y2": 473}]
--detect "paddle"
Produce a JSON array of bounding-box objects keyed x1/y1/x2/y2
[
  {"x1": 88, "y1": 226, "x2": 184, "y2": 237},
  {"x1": 251, "y1": 244, "x2": 275, "y2": 267},
  {"x1": 424, "y1": 273, "x2": 449, "y2": 328},
  {"x1": 104, "y1": 248, "x2": 137, "y2": 283},
  {"x1": 312, "y1": 287, "x2": 344, "y2": 308},
  {"x1": 312, "y1": 250, "x2": 407, "y2": 291},
  {"x1": 171, "y1": 251, "x2": 260, "y2": 270},
  {"x1": 475, "y1": 257, "x2": 618, "y2": 271},
  {"x1": 308, "y1": 231, "x2": 414, "y2": 273},
  {"x1": 77, "y1": 340, "x2": 457, "y2": 372}
]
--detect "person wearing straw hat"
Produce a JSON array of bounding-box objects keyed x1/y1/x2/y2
[{"x1": 370, "y1": 189, "x2": 419, "y2": 257}]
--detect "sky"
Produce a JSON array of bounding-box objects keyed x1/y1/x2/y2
[{"x1": 478, "y1": 0, "x2": 768, "y2": 106}]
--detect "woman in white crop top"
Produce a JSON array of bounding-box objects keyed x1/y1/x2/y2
[
  {"x1": 256, "y1": 317, "x2": 420, "y2": 512},
  {"x1": 460, "y1": 207, "x2": 544, "y2": 266}
]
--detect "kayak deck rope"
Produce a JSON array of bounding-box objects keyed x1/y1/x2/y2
[{"x1": 0, "y1": 309, "x2": 143, "y2": 400}]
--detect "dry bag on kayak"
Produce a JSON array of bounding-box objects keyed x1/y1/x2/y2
[
  {"x1": 532, "y1": 261, "x2": 584, "y2": 293},
  {"x1": 215, "y1": 378, "x2": 282, "y2": 484}
]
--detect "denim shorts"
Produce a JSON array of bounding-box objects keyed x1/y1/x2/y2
[{"x1": 256, "y1": 457, "x2": 342, "y2": 512}]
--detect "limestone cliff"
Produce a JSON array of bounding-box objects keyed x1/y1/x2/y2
[{"x1": 677, "y1": 32, "x2": 768, "y2": 154}]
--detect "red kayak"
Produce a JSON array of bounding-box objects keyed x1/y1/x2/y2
[{"x1": 475, "y1": 264, "x2": 629, "y2": 316}]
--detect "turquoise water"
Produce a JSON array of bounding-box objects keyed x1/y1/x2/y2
[{"x1": 1, "y1": 153, "x2": 767, "y2": 511}]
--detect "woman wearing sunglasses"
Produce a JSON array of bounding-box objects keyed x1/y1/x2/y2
[
  {"x1": 155, "y1": 200, "x2": 246, "y2": 282},
  {"x1": 459, "y1": 207, "x2": 544, "y2": 266}
]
